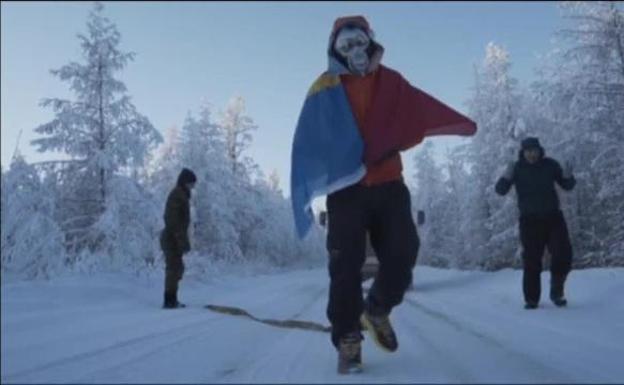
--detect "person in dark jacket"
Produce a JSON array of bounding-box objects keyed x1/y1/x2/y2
[
  {"x1": 160, "y1": 168, "x2": 196, "y2": 309},
  {"x1": 495, "y1": 137, "x2": 576, "y2": 309}
]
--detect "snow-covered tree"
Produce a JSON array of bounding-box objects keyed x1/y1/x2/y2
[
  {"x1": 219, "y1": 96, "x2": 258, "y2": 176},
  {"x1": 78, "y1": 175, "x2": 160, "y2": 272},
  {"x1": 179, "y1": 103, "x2": 243, "y2": 260},
  {"x1": 1, "y1": 155, "x2": 65, "y2": 279},
  {"x1": 411, "y1": 141, "x2": 450, "y2": 267},
  {"x1": 268, "y1": 169, "x2": 282, "y2": 194},
  {"x1": 442, "y1": 145, "x2": 473, "y2": 269},
  {"x1": 30, "y1": 2, "x2": 162, "y2": 255},
  {"x1": 463, "y1": 42, "x2": 524, "y2": 270},
  {"x1": 144, "y1": 125, "x2": 181, "y2": 199},
  {"x1": 531, "y1": 1, "x2": 624, "y2": 267},
  {"x1": 178, "y1": 104, "x2": 222, "y2": 174}
]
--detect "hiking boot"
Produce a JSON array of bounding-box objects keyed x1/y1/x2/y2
[
  {"x1": 550, "y1": 296, "x2": 568, "y2": 307},
  {"x1": 524, "y1": 302, "x2": 538, "y2": 310},
  {"x1": 360, "y1": 311, "x2": 398, "y2": 352},
  {"x1": 163, "y1": 291, "x2": 186, "y2": 309},
  {"x1": 337, "y1": 332, "x2": 362, "y2": 374},
  {"x1": 550, "y1": 277, "x2": 567, "y2": 307},
  {"x1": 163, "y1": 301, "x2": 186, "y2": 309}
]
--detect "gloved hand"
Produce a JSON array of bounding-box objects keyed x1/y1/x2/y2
[
  {"x1": 562, "y1": 160, "x2": 573, "y2": 179},
  {"x1": 502, "y1": 161, "x2": 515, "y2": 180}
]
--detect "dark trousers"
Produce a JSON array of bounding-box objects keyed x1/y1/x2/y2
[
  {"x1": 164, "y1": 251, "x2": 184, "y2": 294},
  {"x1": 160, "y1": 233, "x2": 185, "y2": 295},
  {"x1": 326, "y1": 180, "x2": 419, "y2": 348},
  {"x1": 519, "y1": 210, "x2": 572, "y2": 304}
]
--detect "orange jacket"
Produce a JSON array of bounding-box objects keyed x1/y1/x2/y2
[{"x1": 341, "y1": 70, "x2": 403, "y2": 186}]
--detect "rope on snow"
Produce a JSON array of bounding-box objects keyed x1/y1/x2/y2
[{"x1": 204, "y1": 304, "x2": 331, "y2": 333}]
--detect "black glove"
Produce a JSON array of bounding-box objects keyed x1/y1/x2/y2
[{"x1": 502, "y1": 161, "x2": 515, "y2": 180}]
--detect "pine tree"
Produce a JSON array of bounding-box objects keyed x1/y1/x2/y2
[
  {"x1": 531, "y1": 1, "x2": 624, "y2": 266},
  {"x1": 268, "y1": 169, "x2": 281, "y2": 194},
  {"x1": 180, "y1": 103, "x2": 242, "y2": 259},
  {"x1": 411, "y1": 141, "x2": 450, "y2": 267},
  {"x1": 464, "y1": 42, "x2": 523, "y2": 270},
  {"x1": 30, "y1": 2, "x2": 162, "y2": 255},
  {"x1": 444, "y1": 145, "x2": 472, "y2": 269},
  {"x1": 219, "y1": 96, "x2": 258, "y2": 176}
]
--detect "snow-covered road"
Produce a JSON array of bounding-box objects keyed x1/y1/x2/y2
[{"x1": 2, "y1": 266, "x2": 623, "y2": 383}]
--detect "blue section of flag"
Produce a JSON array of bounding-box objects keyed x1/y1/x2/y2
[{"x1": 290, "y1": 78, "x2": 365, "y2": 238}]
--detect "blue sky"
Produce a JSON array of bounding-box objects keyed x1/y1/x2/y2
[{"x1": 1, "y1": 1, "x2": 563, "y2": 193}]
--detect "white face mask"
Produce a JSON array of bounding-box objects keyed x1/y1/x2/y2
[{"x1": 334, "y1": 27, "x2": 371, "y2": 75}]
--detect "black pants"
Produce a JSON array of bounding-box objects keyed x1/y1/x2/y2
[
  {"x1": 160, "y1": 232, "x2": 185, "y2": 295},
  {"x1": 326, "y1": 180, "x2": 419, "y2": 348},
  {"x1": 519, "y1": 211, "x2": 572, "y2": 304}
]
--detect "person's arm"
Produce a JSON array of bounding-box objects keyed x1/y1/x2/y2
[
  {"x1": 554, "y1": 160, "x2": 576, "y2": 191},
  {"x1": 495, "y1": 161, "x2": 515, "y2": 196}
]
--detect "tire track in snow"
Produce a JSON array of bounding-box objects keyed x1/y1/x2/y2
[
  {"x1": 392, "y1": 311, "x2": 477, "y2": 383},
  {"x1": 402, "y1": 296, "x2": 577, "y2": 383},
  {"x1": 3, "y1": 302, "x2": 136, "y2": 331},
  {"x1": 7, "y1": 281, "x2": 329, "y2": 384},
  {"x1": 2, "y1": 314, "x2": 221, "y2": 383},
  {"x1": 424, "y1": 291, "x2": 624, "y2": 354},
  {"x1": 70, "y1": 315, "x2": 253, "y2": 384},
  {"x1": 232, "y1": 291, "x2": 332, "y2": 382},
  {"x1": 3, "y1": 278, "x2": 325, "y2": 383},
  {"x1": 211, "y1": 285, "x2": 329, "y2": 382},
  {"x1": 289, "y1": 285, "x2": 328, "y2": 320}
]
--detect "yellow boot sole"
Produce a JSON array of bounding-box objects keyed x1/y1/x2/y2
[{"x1": 360, "y1": 313, "x2": 397, "y2": 353}]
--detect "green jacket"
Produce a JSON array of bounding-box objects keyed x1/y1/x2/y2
[{"x1": 161, "y1": 186, "x2": 191, "y2": 254}]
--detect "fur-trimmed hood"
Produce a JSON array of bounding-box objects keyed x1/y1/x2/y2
[{"x1": 326, "y1": 15, "x2": 384, "y2": 75}]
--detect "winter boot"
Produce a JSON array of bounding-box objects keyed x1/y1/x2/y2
[
  {"x1": 524, "y1": 302, "x2": 538, "y2": 310},
  {"x1": 360, "y1": 311, "x2": 398, "y2": 352},
  {"x1": 337, "y1": 332, "x2": 362, "y2": 374},
  {"x1": 550, "y1": 277, "x2": 567, "y2": 307},
  {"x1": 163, "y1": 291, "x2": 186, "y2": 309}
]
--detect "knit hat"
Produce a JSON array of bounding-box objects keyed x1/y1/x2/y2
[
  {"x1": 521, "y1": 137, "x2": 542, "y2": 151},
  {"x1": 332, "y1": 15, "x2": 371, "y2": 36},
  {"x1": 176, "y1": 168, "x2": 197, "y2": 187}
]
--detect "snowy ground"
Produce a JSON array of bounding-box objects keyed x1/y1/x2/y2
[{"x1": 2, "y1": 266, "x2": 624, "y2": 383}]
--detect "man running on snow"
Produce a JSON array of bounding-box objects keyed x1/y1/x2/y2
[
  {"x1": 290, "y1": 15, "x2": 477, "y2": 374},
  {"x1": 496, "y1": 137, "x2": 576, "y2": 310}
]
